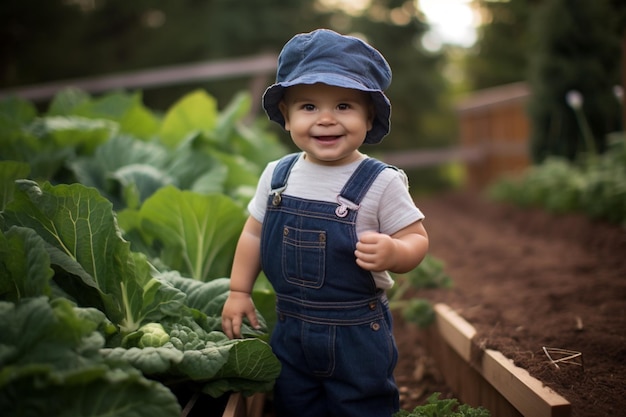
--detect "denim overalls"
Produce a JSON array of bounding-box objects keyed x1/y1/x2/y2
[{"x1": 261, "y1": 153, "x2": 399, "y2": 417}]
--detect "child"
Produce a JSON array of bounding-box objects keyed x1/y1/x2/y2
[{"x1": 222, "y1": 28, "x2": 429, "y2": 417}]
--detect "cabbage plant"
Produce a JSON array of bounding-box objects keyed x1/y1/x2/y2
[
  {"x1": 0, "y1": 88, "x2": 285, "y2": 416},
  {"x1": 0, "y1": 178, "x2": 280, "y2": 416}
]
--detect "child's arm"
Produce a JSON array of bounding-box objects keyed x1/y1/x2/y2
[
  {"x1": 354, "y1": 220, "x2": 429, "y2": 273},
  {"x1": 221, "y1": 216, "x2": 263, "y2": 339}
]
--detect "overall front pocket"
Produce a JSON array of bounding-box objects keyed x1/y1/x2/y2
[{"x1": 282, "y1": 226, "x2": 326, "y2": 288}]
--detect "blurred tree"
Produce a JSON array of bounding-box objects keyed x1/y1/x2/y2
[
  {"x1": 1, "y1": 1, "x2": 326, "y2": 90},
  {"x1": 1, "y1": 0, "x2": 85, "y2": 85},
  {"x1": 610, "y1": 0, "x2": 626, "y2": 129},
  {"x1": 528, "y1": 0, "x2": 623, "y2": 162},
  {"x1": 198, "y1": 0, "x2": 331, "y2": 122},
  {"x1": 464, "y1": 0, "x2": 536, "y2": 90},
  {"x1": 460, "y1": 0, "x2": 625, "y2": 162},
  {"x1": 0, "y1": 0, "x2": 454, "y2": 154},
  {"x1": 339, "y1": 0, "x2": 455, "y2": 151}
]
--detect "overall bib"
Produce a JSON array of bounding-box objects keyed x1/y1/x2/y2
[{"x1": 261, "y1": 153, "x2": 400, "y2": 417}]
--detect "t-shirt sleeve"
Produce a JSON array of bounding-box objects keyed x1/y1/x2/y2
[
  {"x1": 377, "y1": 169, "x2": 425, "y2": 236},
  {"x1": 246, "y1": 162, "x2": 276, "y2": 223}
]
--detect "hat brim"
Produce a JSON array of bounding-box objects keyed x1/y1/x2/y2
[{"x1": 262, "y1": 73, "x2": 391, "y2": 145}]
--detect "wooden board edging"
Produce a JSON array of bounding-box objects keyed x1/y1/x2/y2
[
  {"x1": 431, "y1": 303, "x2": 571, "y2": 417},
  {"x1": 482, "y1": 349, "x2": 571, "y2": 417},
  {"x1": 433, "y1": 303, "x2": 476, "y2": 362},
  {"x1": 222, "y1": 393, "x2": 265, "y2": 417}
]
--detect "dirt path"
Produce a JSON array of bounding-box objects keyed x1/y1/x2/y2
[{"x1": 394, "y1": 191, "x2": 626, "y2": 417}]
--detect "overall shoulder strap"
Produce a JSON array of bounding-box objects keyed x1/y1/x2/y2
[
  {"x1": 339, "y1": 158, "x2": 395, "y2": 206},
  {"x1": 270, "y1": 152, "x2": 301, "y2": 193}
]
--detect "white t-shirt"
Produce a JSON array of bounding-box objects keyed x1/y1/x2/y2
[{"x1": 248, "y1": 153, "x2": 425, "y2": 289}]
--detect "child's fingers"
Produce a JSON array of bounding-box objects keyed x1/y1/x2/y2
[
  {"x1": 223, "y1": 315, "x2": 244, "y2": 339},
  {"x1": 247, "y1": 311, "x2": 262, "y2": 330},
  {"x1": 357, "y1": 230, "x2": 381, "y2": 243}
]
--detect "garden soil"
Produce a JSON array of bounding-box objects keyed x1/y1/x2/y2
[{"x1": 395, "y1": 191, "x2": 626, "y2": 417}]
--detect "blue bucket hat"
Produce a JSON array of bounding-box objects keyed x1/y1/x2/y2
[{"x1": 262, "y1": 29, "x2": 392, "y2": 145}]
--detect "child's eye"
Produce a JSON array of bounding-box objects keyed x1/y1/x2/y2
[
  {"x1": 337, "y1": 103, "x2": 350, "y2": 110},
  {"x1": 302, "y1": 104, "x2": 315, "y2": 111}
]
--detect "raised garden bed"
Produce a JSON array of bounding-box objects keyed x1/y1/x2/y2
[
  {"x1": 405, "y1": 191, "x2": 626, "y2": 417},
  {"x1": 421, "y1": 303, "x2": 571, "y2": 417}
]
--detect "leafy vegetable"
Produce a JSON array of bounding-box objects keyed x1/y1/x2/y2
[
  {"x1": 0, "y1": 226, "x2": 53, "y2": 301},
  {"x1": 138, "y1": 323, "x2": 170, "y2": 348},
  {"x1": 159, "y1": 90, "x2": 219, "y2": 148},
  {"x1": 0, "y1": 87, "x2": 285, "y2": 415},
  {"x1": 2, "y1": 179, "x2": 185, "y2": 332},
  {"x1": 489, "y1": 133, "x2": 626, "y2": 225},
  {"x1": 106, "y1": 321, "x2": 280, "y2": 396},
  {"x1": 0, "y1": 161, "x2": 30, "y2": 211},
  {"x1": 394, "y1": 393, "x2": 491, "y2": 417},
  {"x1": 388, "y1": 255, "x2": 453, "y2": 327},
  {"x1": 136, "y1": 186, "x2": 247, "y2": 281},
  {"x1": 0, "y1": 178, "x2": 280, "y2": 399},
  {"x1": 0, "y1": 297, "x2": 182, "y2": 417}
]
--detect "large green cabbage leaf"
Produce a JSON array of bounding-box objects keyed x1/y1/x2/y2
[
  {"x1": 139, "y1": 186, "x2": 246, "y2": 281},
  {"x1": 0, "y1": 226, "x2": 53, "y2": 301},
  {"x1": 103, "y1": 275, "x2": 280, "y2": 397},
  {"x1": 0, "y1": 89, "x2": 284, "y2": 412},
  {"x1": 0, "y1": 297, "x2": 181, "y2": 417},
  {"x1": 159, "y1": 89, "x2": 218, "y2": 148},
  {"x1": 27, "y1": 115, "x2": 117, "y2": 155},
  {"x1": 69, "y1": 134, "x2": 172, "y2": 206},
  {"x1": 0, "y1": 181, "x2": 279, "y2": 403},
  {"x1": 72, "y1": 90, "x2": 161, "y2": 140},
  {"x1": 2, "y1": 180, "x2": 186, "y2": 332},
  {"x1": 159, "y1": 273, "x2": 268, "y2": 336},
  {"x1": 0, "y1": 161, "x2": 30, "y2": 211},
  {"x1": 104, "y1": 318, "x2": 280, "y2": 397}
]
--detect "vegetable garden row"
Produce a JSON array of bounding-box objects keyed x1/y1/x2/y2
[
  {"x1": 0, "y1": 88, "x2": 287, "y2": 416},
  {"x1": 489, "y1": 132, "x2": 626, "y2": 226},
  {"x1": 0, "y1": 88, "x2": 470, "y2": 416},
  {"x1": 3, "y1": 86, "x2": 621, "y2": 416}
]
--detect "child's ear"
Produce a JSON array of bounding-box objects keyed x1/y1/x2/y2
[
  {"x1": 367, "y1": 103, "x2": 375, "y2": 131},
  {"x1": 279, "y1": 100, "x2": 290, "y2": 130}
]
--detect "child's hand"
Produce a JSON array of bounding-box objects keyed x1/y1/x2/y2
[
  {"x1": 221, "y1": 291, "x2": 260, "y2": 339},
  {"x1": 354, "y1": 231, "x2": 397, "y2": 272},
  {"x1": 355, "y1": 222, "x2": 429, "y2": 274}
]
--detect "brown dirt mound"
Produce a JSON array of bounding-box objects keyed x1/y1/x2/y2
[{"x1": 394, "y1": 191, "x2": 626, "y2": 417}]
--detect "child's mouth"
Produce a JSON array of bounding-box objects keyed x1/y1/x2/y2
[{"x1": 315, "y1": 136, "x2": 340, "y2": 142}]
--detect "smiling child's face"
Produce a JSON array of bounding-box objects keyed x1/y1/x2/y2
[{"x1": 279, "y1": 83, "x2": 374, "y2": 166}]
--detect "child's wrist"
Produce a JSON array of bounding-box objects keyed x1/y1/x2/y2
[{"x1": 230, "y1": 289, "x2": 251, "y2": 295}]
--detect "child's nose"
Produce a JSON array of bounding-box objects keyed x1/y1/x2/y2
[{"x1": 317, "y1": 108, "x2": 336, "y2": 124}]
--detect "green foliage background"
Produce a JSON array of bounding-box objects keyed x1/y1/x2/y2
[
  {"x1": 0, "y1": 0, "x2": 456, "y2": 154},
  {"x1": 0, "y1": 88, "x2": 286, "y2": 415},
  {"x1": 462, "y1": 0, "x2": 624, "y2": 163},
  {"x1": 527, "y1": 0, "x2": 623, "y2": 162},
  {"x1": 2, "y1": 0, "x2": 625, "y2": 193}
]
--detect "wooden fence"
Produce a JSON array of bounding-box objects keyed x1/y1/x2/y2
[
  {"x1": 1, "y1": 61, "x2": 532, "y2": 189},
  {"x1": 455, "y1": 82, "x2": 531, "y2": 189},
  {"x1": 0, "y1": 53, "x2": 278, "y2": 103},
  {"x1": 383, "y1": 82, "x2": 532, "y2": 189}
]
